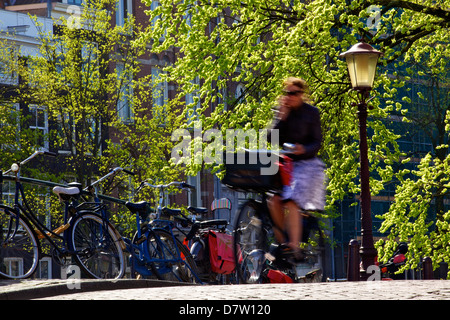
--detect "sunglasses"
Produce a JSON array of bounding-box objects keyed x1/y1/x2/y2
[{"x1": 283, "y1": 90, "x2": 303, "y2": 96}]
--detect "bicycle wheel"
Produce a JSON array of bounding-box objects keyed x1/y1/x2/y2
[
  {"x1": 145, "y1": 228, "x2": 200, "y2": 283},
  {"x1": 0, "y1": 205, "x2": 40, "y2": 279},
  {"x1": 69, "y1": 212, "x2": 125, "y2": 279},
  {"x1": 233, "y1": 199, "x2": 270, "y2": 284}
]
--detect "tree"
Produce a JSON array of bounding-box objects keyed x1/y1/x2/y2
[
  {"x1": 18, "y1": 0, "x2": 148, "y2": 188},
  {"x1": 2, "y1": 0, "x2": 189, "y2": 236},
  {"x1": 138, "y1": 0, "x2": 450, "y2": 271},
  {"x1": 376, "y1": 62, "x2": 450, "y2": 274}
]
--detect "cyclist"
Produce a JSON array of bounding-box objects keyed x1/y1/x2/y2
[{"x1": 267, "y1": 77, "x2": 326, "y2": 260}]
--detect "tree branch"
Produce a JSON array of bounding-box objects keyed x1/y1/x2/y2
[{"x1": 372, "y1": 0, "x2": 450, "y2": 21}]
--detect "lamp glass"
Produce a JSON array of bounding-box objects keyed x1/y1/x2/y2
[{"x1": 346, "y1": 53, "x2": 379, "y2": 90}]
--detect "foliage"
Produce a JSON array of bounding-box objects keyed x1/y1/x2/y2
[
  {"x1": 1, "y1": 0, "x2": 449, "y2": 273},
  {"x1": 1, "y1": 0, "x2": 189, "y2": 234},
  {"x1": 17, "y1": 0, "x2": 145, "y2": 187},
  {"x1": 138, "y1": 0, "x2": 450, "y2": 270},
  {"x1": 376, "y1": 68, "x2": 450, "y2": 276}
]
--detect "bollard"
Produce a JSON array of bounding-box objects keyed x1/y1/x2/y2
[
  {"x1": 423, "y1": 257, "x2": 433, "y2": 280},
  {"x1": 347, "y1": 239, "x2": 360, "y2": 281}
]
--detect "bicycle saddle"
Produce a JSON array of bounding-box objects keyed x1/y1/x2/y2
[
  {"x1": 188, "y1": 206, "x2": 208, "y2": 215},
  {"x1": 53, "y1": 182, "x2": 82, "y2": 201},
  {"x1": 162, "y1": 207, "x2": 182, "y2": 216},
  {"x1": 197, "y1": 219, "x2": 228, "y2": 228},
  {"x1": 125, "y1": 201, "x2": 148, "y2": 213}
]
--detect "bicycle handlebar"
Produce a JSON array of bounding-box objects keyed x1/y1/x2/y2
[
  {"x1": 143, "y1": 181, "x2": 195, "y2": 191},
  {"x1": 84, "y1": 167, "x2": 135, "y2": 191},
  {"x1": 3, "y1": 150, "x2": 57, "y2": 175},
  {"x1": 122, "y1": 168, "x2": 135, "y2": 176}
]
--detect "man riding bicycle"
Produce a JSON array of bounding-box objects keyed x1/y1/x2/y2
[{"x1": 267, "y1": 77, "x2": 326, "y2": 260}]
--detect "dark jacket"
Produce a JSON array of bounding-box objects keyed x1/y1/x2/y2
[{"x1": 269, "y1": 102, "x2": 322, "y2": 161}]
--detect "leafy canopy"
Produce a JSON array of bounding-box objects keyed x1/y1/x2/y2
[{"x1": 137, "y1": 0, "x2": 450, "y2": 270}]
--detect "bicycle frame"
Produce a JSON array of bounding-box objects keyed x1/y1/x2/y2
[
  {"x1": 124, "y1": 220, "x2": 191, "y2": 280},
  {"x1": 81, "y1": 167, "x2": 132, "y2": 249},
  {"x1": 1, "y1": 157, "x2": 129, "y2": 279},
  {"x1": 123, "y1": 217, "x2": 203, "y2": 283},
  {"x1": 123, "y1": 181, "x2": 203, "y2": 283},
  {"x1": 2, "y1": 151, "x2": 74, "y2": 257}
]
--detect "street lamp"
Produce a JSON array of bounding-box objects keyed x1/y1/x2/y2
[
  {"x1": 341, "y1": 42, "x2": 383, "y2": 91},
  {"x1": 340, "y1": 41, "x2": 382, "y2": 280}
]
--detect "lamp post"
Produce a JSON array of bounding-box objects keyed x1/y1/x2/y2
[{"x1": 340, "y1": 41, "x2": 382, "y2": 280}]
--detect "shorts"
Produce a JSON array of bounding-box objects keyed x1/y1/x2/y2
[{"x1": 281, "y1": 157, "x2": 326, "y2": 212}]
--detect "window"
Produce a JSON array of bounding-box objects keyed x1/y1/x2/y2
[
  {"x1": 151, "y1": 64, "x2": 168, "y2": 122},
  {"x1": 29, "y1": 105, "x2": 49, "y2": 151},
  {"x1": 37, "y1": 257, "x2": 52, "y2": 279},
  {"x1": 150, "y1": 1, "x2": 166, "y2": 39},
  {"x1": 0, "y1": 103, "x2": 20, "y2": 151},
  {"x1": 3, "y1": 258, "x2": 24, "y2": 277},
  {"x1": 55, "y1": 113, "x2": 74, "y2": 153},
  {"x1": 67, "y1": 0, "x2": 82, "y2": 5},
  {"x1": 116, "y1": 63, "x2": 134, "y2": 123},
  {"x1": 188, "y1": 173, "x2": 202, "y2": 207},
  {"x1": 86, "y1": 116, "x2": 101, "y2": 156},
  {"x1": 235, "y1": 83, "x2": 245, "y2": 104},
  {"x1": 150, "y1": 1, "x2": 160, "y2": 27},
  {"x1": 0, "y1": 45, "x2": 18, "y2": 86},
  {"x1": 1, "y1": 180, "x2": 14, "y2": 205},
  {"x1": 116, "y1": 0, "x2": 133, "y2": 27}
]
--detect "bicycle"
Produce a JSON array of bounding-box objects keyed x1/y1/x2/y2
[
  {"x1": 173, "y1": 203, "x2": 236, "y2": 284},
  {"x1": 122, "y1": 180, "x2": 202, "y2": 283},
  {"x1": 223, "y1": 147, "x2": 326, "y2": 284},
  {"x1": 0, "y1": 151, "x2": 125, "y2": 279},
  {"x1": 52, "y1": 166, "x2": 134, "y2": 279}
]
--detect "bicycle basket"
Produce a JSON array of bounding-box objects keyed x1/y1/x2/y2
[{"x1": 221, "y1": 151, "x2": 281, "y2": 192}]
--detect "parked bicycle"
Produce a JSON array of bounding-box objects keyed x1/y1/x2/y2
[
  {"x1": 0, "y1": 151, "x2": 124, "y2": 279},
  {"x1": 0, "y1": 151, "x2": 116, "y2": 279},
  {"x1": 123, "y1": 180, "x2": 202, "y2": 283},
  {"x1": 173, "y1": 203, "x2": 236, "y2": 284},
  {"x1": 52, "y1": 167, "x2": 133, "y2": 279},
  {"x1": 223, "y1": 146, "x2": 326, "y2": 284}
]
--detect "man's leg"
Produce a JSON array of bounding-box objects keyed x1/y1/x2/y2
[
  {"x1": 285, "y1": 200, "x2": 303, "y2": 252},
  {"x1": 267, "y1": 194, "x2": 287, "y2": 244}
]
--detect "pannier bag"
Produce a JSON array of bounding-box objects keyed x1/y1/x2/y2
[{"x1": 208, "y1": 230, "x2": 235, "y2": 274}]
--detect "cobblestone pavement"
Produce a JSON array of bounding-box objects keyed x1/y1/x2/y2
[
  {"x1": 4, "y1": 279, "x2": 448, "y2": 318},
  {"x1": 2, "y1": 279, "x2": 450, "y2": 301},
  {"x1": 36, "y1": 280, "x2": 450, "y2": 300},
  {"x1": 0, "y1": 278, "x2": 191, "y2": 300}
]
